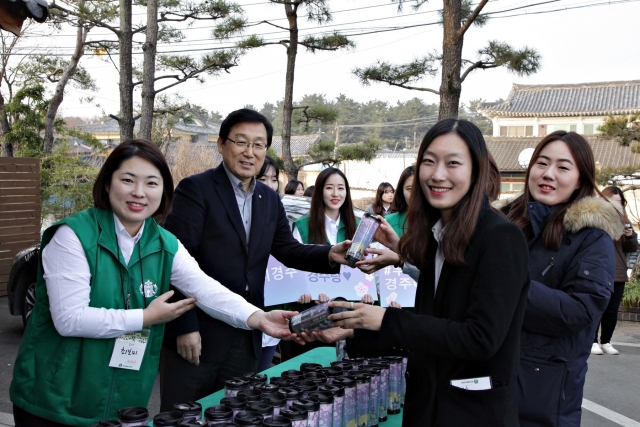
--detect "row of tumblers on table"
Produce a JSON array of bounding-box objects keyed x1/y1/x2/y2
[
  {"x1": 90, "y1": 355, "x2": 408, "y2": 427},
  {"x1": 220, "y1": 356, "x2": 408, "y2": 427}
]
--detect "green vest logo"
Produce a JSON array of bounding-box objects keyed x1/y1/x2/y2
[{"x1": 140, "y1": 280, "x2": 158, "y2": 297}]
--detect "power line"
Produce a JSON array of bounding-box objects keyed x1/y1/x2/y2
[{"x1": 3, "y1": 0, "x2": 638, "y2": 56}]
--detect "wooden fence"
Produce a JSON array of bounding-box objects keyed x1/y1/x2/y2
[{"x1": 0, "y1": 157, "x2": 41, "y2": 296}]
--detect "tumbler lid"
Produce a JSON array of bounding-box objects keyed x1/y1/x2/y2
[
  {"x1": 363, "y1": 212, "x2": 382, "y2": 222},
  {"x1": 261, "y1": 415, "x2": 293, "y2": 427},
  {"x1": 291, "y1": 398, "x2": 320, "y2": 412},
  {"x1": 174, "y1": 401, "x2": 202, "y2": 414},
  {"x1": 234, "y1": 410, "x2": 265, "y2": 426},
  {"x1": 153, "y1": 411, "x2": 184, "y2": 426},
  {"x1": 204, "y1": 405, "x2": 233, "y2": 421},
  {"x1": 91, "y1": 421, "x2": 121, "y2": 427},
  {"x1": 118, "y1": 407, "x2": 149, "y2": 422},
  {"x1": 220, "y1": 396, "x2": 248, "y2": 408},
  {"x1": 319, "y1": 384, "x2": 344, "y2": 397},
  {"x1": 178, "y1": 420, "x2": 207, "y2": 426},
  {"x1": 332, "y1": 376, "x2": 356, "y2": 387},
  {"x1": 238, "y1": 388, "x2": 263, "y2": 402},
  {"x1": 307, "y1": 391, "x2": 334, "y2": 404},
  {"x1": 280, "y1": 407, "x2": 308, "y2": 421},
  {"x1": 246, "y1": 401, "x2": 274, "y2": 415}
]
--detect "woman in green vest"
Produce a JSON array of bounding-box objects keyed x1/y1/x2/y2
[
  {"x1": 385, "y1": 165, "x2": 415, "y2": 238},
  {"x1": 10, "y1": 139, "x2": 299, "y2": 427}
]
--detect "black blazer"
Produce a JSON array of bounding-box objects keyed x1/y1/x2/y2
[
  {"x1": 348, "y1": 201, "x2": 530, "y2": 427},
  {"x1": 163, "y1": 164, "x2": 337, "y2": 361}
]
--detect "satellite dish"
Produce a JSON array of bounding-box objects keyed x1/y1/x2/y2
[{"x1": 518, "y1": 148, "x2": 535, "y2": 169}]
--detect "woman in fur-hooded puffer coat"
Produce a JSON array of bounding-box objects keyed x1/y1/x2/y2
[{"x1": 502, "y1": 131, "x2": 623, "y2": 427}]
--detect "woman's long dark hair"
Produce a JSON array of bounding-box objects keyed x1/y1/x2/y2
[
  {"x1": 506, "y1": 131, "x2": 603, "y2": 250},
  {"x1": 371, "y1": 182, "x2": 394, "y2": 215},
  {"x1": 391, "y1": 166, "x2": 415, "y2": 213},
  {"x1": 308, "y1": 167, "x2": 357, "y2": 245},
  {"x1": 398, "y1": 119, "x2": 490, "y2": 267}
]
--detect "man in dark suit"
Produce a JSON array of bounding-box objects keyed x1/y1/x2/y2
[{"x1": 159, "y1": 109, "x2": 350, "y2": 410}]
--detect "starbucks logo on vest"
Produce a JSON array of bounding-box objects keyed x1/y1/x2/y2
[{"x1": 140, "y1": 280, "x2": 158, "y2": 297}]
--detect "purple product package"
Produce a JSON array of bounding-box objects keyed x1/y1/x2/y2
[
  {"x1": 400, "y1": 357, "x2": 408, "y2": 407},
  {"x1": 308, "y1": 391, "x2": 334, "y2": 427},
  {"x1": 117, "y1": 407, "x2": 149, "y2": 427},
  {"x1": 350, "y1": 373, "x2": 371, "y2": 427},
  {"x1": 385, "y1": 357, "x2": 402, "y2": 414},
  {"x1": 291, "y1": 399, "x2": 320, "y2": 427}
]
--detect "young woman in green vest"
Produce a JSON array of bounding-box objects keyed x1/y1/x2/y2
[
  {"x1": 384, "y1": 165, "x2": 415, "y2": 238},
  {"x1": 10, "y1": 140, "x2": 300, "y2": 427}
]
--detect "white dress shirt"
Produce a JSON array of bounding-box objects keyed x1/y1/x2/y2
[
  {"x1": 292, "y1": 214, "x2": 341, "y2": 244},
  {"x1": 42, "y1": 215, "x2": 259, "y2": 338},
  {"x1": 432, "y1": 218, "x2": 446, "y2": 294}
]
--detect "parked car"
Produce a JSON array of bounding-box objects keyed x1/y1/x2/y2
[{"x1": 6, "y1": 195, "x2": 365, "y2": 327}]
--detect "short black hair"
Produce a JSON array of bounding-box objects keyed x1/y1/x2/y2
[
  {"x1": 93, "y1": 139, "x2": 174, "y2": 224},
  {"x1": 303, "y1": 185, "x2": 315, "y2": 197},
  {"x1": 219, "y1": 108, "x2": 274, "y2": 148}
]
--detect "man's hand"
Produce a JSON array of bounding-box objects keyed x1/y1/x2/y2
[
  {"x1": 247, "y1": 310, "x2": 306, "y2": 345},
  {"x1": 329, "y1": 240, "x2": 353, "y2": 265},
  {"x1": 328, "y1": 300, "x2": 386, "y2": 331},
  {"x1": 142, "y1": 290, "x2": 196, "y2": 327},
  {"x1": 177, "y1": 331, "x2": 202, "y2": 366},
  {"x1": 300, "y1": 327, "x2": 354, "y2": 344},
  {"x1": 355, "y1": 248, "x2": 400, "y2": 274}
]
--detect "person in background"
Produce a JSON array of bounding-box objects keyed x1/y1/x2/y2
[
  {"x1": 386, "y1": 166, "x2": 414, "y2": 237},
  {"x1": 504, "y1": 131, "x2": 619, "y2": 427},
  {"x1": 159, "y1": 109, "x2": 351, "y2": 410},
  {"x1": 284, "y1": 179, "x2": 305, "y2": 196},
  {"x1": 303, "y1": 185, "x2": 314, "y2": 197},
  {"x1": 366, "y1": 182, "x2": 395, "y2": 217},
  {"x1": 10, "y1": 139, "x2": 299, "y2": 427},
  {"x1": 289, "y1": 167, "x2": 359, "y2": 359},
  {"x1": 257, "y1": 156, "x2": 280, "y2": 192},
  {"x1": 592, "y1": 185, "x2": 638, "y2": 355},
  {"x1": 304, "y1": 119, "x2": 531, "y2": 426},
  {"x1": 255, "y1": 156, "x2": 283, "y2": 371}
]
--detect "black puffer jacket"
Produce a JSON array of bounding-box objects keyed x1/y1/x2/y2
[{"x1": 512, "y1": 197, "x2": 621, "y2": 427}]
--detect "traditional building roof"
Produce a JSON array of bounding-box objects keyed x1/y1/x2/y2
[
  {"x1": 78, "y1": 114, "x2": 220, "y2": 138},
  {"x1": 479, "y1": 81, "x2": 640, "y2": 118},
  {"x1": 270, "y1": 134, "x2": 322, "y2": 156},
  {"x1": 485, "y1": 136, "x2": 640, "y2": 172}
]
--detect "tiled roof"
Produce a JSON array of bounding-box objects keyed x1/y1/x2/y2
[
  {"x1": 270, "y1": 134, "x2": 321, "y2": 156},
  {"x1": 485, "y1": 136, "x2": 640, "y2": 171},
  {"x1": 172, "y1": 119, "x2": 220, "y2": 136},
  {"x1": 78, "y1": 116, "x2": 220, "y2": 136},
  {"x1": 78, "y1": 118, "x2": 132, "y2": 133},
  {"x1": 479, "y1": 81, "x2": 640, "y2": 117}
]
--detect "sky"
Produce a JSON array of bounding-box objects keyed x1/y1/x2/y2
[{"x1": 11, "y1": 0, "x2": 640, "y2": 120}]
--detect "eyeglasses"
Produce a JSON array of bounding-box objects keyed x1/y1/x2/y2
[{"x1": 226, "y1": 137, "x2": 267, "y2": 152}]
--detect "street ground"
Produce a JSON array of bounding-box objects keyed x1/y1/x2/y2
[{"x1": 1, "y1": 296, "x2": 640, "y2": 426}]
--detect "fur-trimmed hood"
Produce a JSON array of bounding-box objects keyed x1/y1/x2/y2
[
  {"x1": 564, "y1": 196, "x2": 624, "y2": 239},
  {"x1": 492, "y1": 195, "x2": 624, "y2": 240}
]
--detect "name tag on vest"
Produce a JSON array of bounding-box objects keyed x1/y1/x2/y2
[{"x1": 109, "y1": 328, "x2": 150, "y2": 371}]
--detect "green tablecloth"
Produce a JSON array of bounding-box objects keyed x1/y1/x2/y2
[{"x1": 196, "y1": 347, "x2": 404, "y2": 426}]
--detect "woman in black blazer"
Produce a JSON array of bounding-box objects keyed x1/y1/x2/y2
[{"x1": 306, "y1": 119, "x2": 530, "y2": 427}]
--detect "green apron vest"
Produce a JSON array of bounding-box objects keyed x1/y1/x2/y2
[
  {"x1": 293, "y1": 214, "x2": 357, "y2": 244},
  {"x1": 385, "y1": 211, "x2": 408, "y2": 237},
  {"x1": 10, "y1": 207, "x2": 177, "y2": 426}
]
